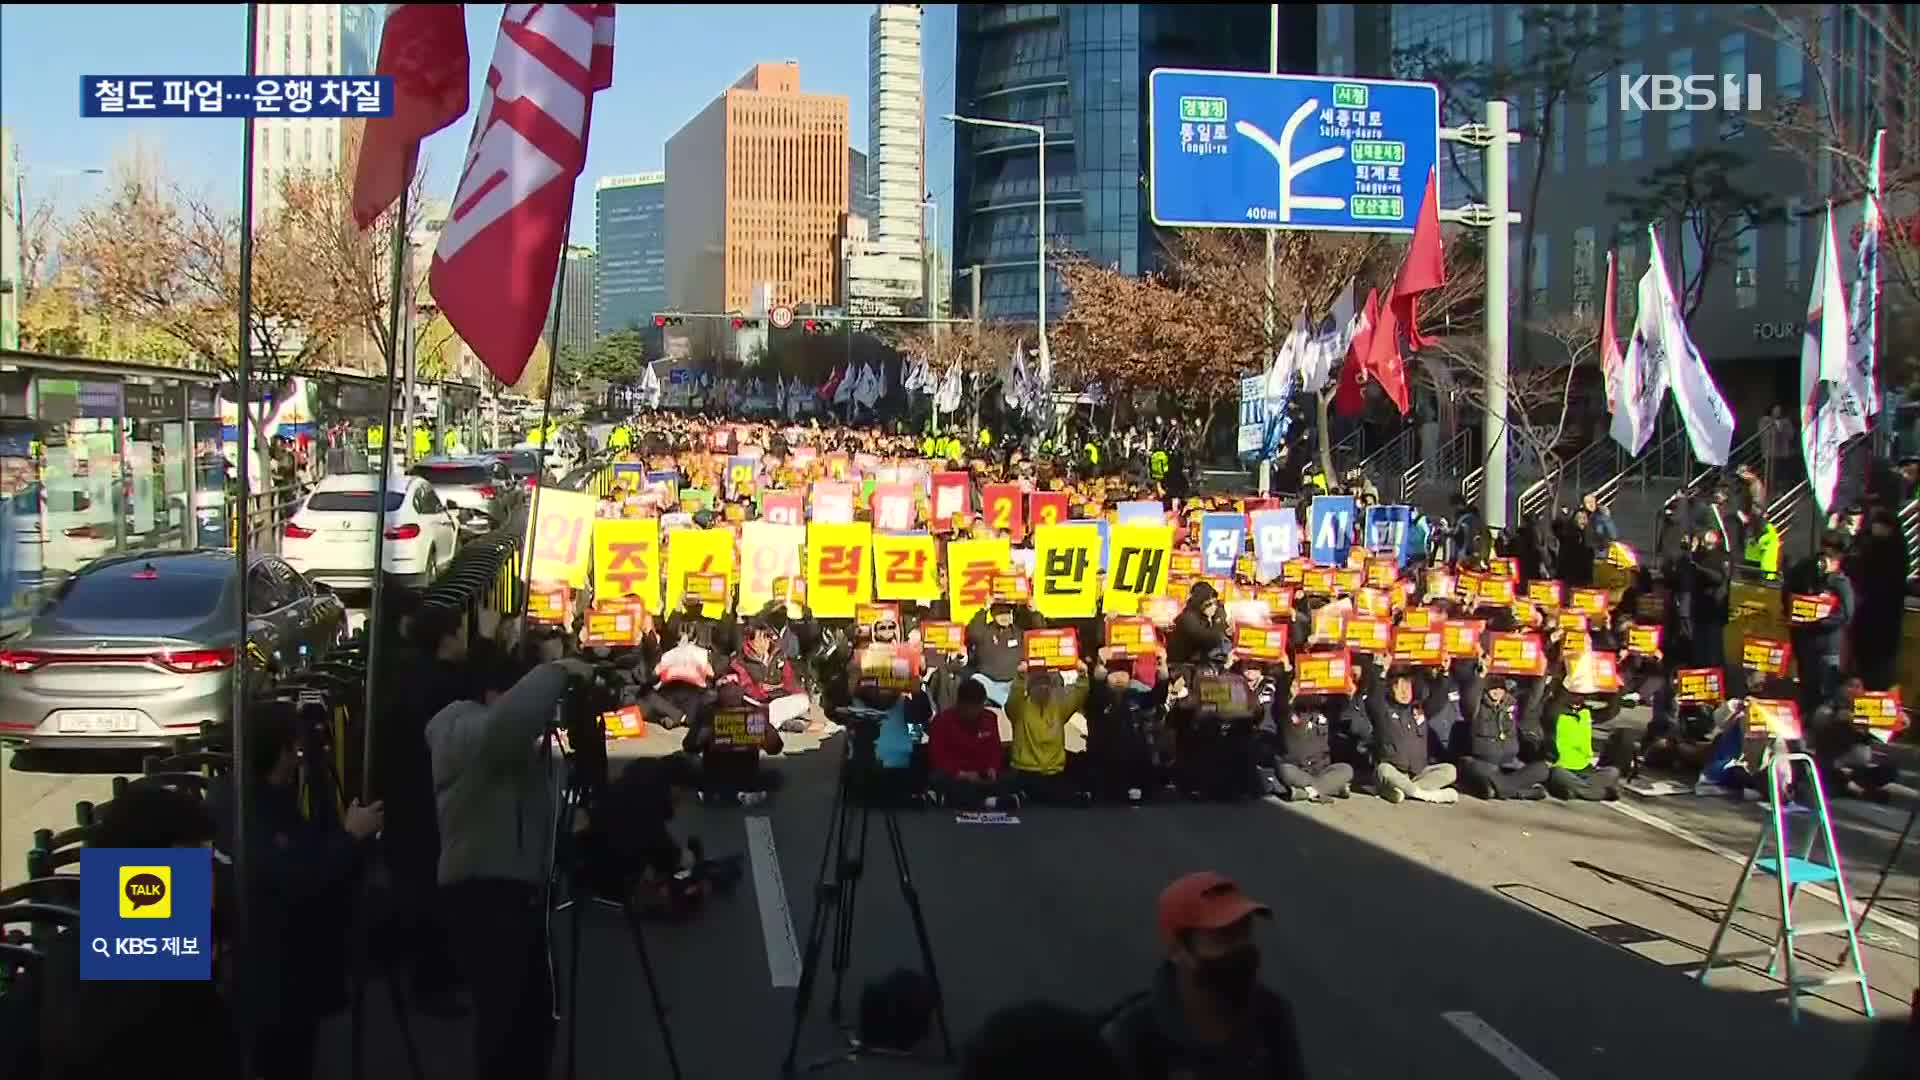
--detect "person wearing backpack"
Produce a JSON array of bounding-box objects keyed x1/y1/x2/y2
[{"x1": 1100, "y1": 871, "x2": 1309, "y2": 1080}]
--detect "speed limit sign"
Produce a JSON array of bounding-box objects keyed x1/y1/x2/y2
[{"x1": 770, "y1": 305, "x2": 794, "y2": 329}]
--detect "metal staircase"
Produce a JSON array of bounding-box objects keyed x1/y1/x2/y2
[
  {"x1": 1516, "y1": 437, "x2": 1631, "y2": 522},
  {"x1": 1403, "y1": 428, "x2": 1475, "y2": 508},
  {"x1": 1326, "y1": 427, "x2": 1369, "y2": 480},
  {"x1": 1351, "y1": 427, "x2": 1417, "y2": 500},
  {"x1": 1903, "y1": 498, "x2": 1920, "y2": 577}
]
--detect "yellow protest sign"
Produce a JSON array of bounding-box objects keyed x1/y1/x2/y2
[
  {"x1": 1032, "y1": 524, "x2": 1102, "y2": 620},
  {"x1": 943, "y1": 537, "x2": 1008, "y2": 627},
  {"x1": 738, "y1": 521, "x2": 804, "y2": 614},
  {"x1": 665, "y1": 527, "x2": 736, "y2": 618},
  {"x1": 592, "y1": 517, "x2": 661, "y2": 613},
  {"x1": 1104, "y1": 523, "x2": 1174, "y2": 616},
  {"x1": 806, "y1": 521, "x2": 874, "y2": 619},
  {"x1": 523, "y1": 489, "x2": 597, "y2": 588},
  {"x1": 872, "y1": 532, "x2": 941, "y2": 602}
]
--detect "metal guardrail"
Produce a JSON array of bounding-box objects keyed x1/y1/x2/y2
[
  {"x1": 1404, "y1": 428, "x2": 1473, "y2": 504},
  {"x1": 1352, "y1": 427, "x2": 1416, "y2": 500},
  {"x1": 1904, "y1": 498, "x2": 1920, "y2": 578}
]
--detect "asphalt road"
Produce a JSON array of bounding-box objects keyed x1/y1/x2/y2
[{"x1": 5, "y1": 729, "x2": 1914, "y2": 1079}]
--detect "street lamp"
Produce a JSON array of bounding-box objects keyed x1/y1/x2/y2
[
  {"x1": 919, "y1": 194, "x2": 939, "y2": 333},
  {"x1": 7, "y1": 156, "x2": 104, "y2": 347},
  {"x1": 944, "y1": 112, "x2": 1048, "y2": 384}
]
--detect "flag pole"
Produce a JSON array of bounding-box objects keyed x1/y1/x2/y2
[
  {"x1": 362, "y1": 186, "x2": 409, "y2": 798},
  {"x1": 516, "y1": 229, "x2": 573, "y2": 640},
  {"x1": 229, "y1": 7, "x2": 261, "y2": 1077}
]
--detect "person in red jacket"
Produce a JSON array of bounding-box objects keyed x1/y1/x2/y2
[
  {"x1": 927, "y1": 678, "x2": 1020, "y2": 811},
  {"x1": 728, "y1": 621, "x2": 812, "y2": 732}
]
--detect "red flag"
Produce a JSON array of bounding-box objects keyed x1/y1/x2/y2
[
  {"x1": 430, "y1": 4, "x2": 615, "y2": 387},
  {"x1": 1599, "y1": 250, "x2": 1625, "y2": 412},
  {"x1": 351, "y1": 5, "x2": 471, "y2": 229},
  {"x1": 1395, "y1": 167, "x2": 1447, "y2": 351},
  {"x1": 818, "y1": 367, "x2": 844, "y2": 400},
  {"x1": 1333, "y1": 289, "x2": 1382, "y2": 417}
]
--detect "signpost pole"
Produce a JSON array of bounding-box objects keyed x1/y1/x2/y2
[
  {"x1": 1258, "y1": 3, "x2": 1278, "y2": 497},
  {"x1": 1481, "y1": 99, "x2": 1512, "y2": 529}
]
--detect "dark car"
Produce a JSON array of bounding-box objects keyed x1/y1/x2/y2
[{"x1": 0, "y1": 550, "x2": 346, "y2": 750}]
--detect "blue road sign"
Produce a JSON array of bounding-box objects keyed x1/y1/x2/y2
[
  {"x1": 1309, "y1": 495, "x2": 1356, "y2": 566},
  {"x1": 1148, "y1": 69, "x2": 1440, "y2": 234}
]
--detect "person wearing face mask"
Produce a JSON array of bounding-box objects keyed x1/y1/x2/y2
[
  {"x1": 966, "y1": 599, "x2": 1027, "y2": 707},
  {"x1": 1085, "y1": 647, "x2": 1172, "y2": 804},
  {"x1": 1007, "y1": 658, "x2": 1094, "y2": 806},
  {"x1": 1273, "y1": 691, "x2": 1354, "y2": 802},
  {"x1": 1453, "y1": 657, "x2": 1549, "y2": 800},
  {"x1": 1782, "y1": 542, "x2": 1856, "y2": 714},
  {"x1": 729, "y1": 620, "x2": 809, "y2": 732},
  {"x1": 1367, "y1": 659, "x2": 1458, "y2": 803},
  {"x1": 1169, "y1": 582, "x2": 1230, "y2": 669},
  {"x1": 1680, "y1": 528, "x2": 1732, "y2": 673},
  {"x1": 1100, "y1": 872, "x2": 1308, "y2": 1080}
]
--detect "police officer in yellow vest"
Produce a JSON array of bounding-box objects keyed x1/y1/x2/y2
[
  {"x1": 1741, "y1": 509, "x2": 1781, "y2": 580},
  {"x1": 1149, "y1": 449, "x2": 1169, "y2": 482},
  {"x1": 1543, "y1": 687, "x2": 1623, "y2": 801},
  {"x1": 1083, "y1": 440, "x2": 1101, "y2": 470},
  {"x1": 920, "y1": 434, "x2": 937, "y2": 458},
  {"x1": 412, "y1": 424, "x2": 432, "y2": 460},
  {"x1": 442, "y1": 427, "x2": 460, "y2": 455},
  {"x1": 367, "y1": 423, "x2": 385, "y2": 452},
  {"x1": 977, "y1": 428, "x2": 993, "y2": 451}
]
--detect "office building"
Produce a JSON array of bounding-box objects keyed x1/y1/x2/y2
[
  {"x1": 545, "y1": 245, "x2": 596, "y2": 363},
  {"x1": 666, "y1": 62, "x2": 849, "y2": 318},
  {"x1": 250, "y1": 3, "x2": 380, "y2": 216},
  {"x1": 1322, "y1": 4, "x2": 1916, "y2": 421},
  {"x1": 946, "y1": 5, "x2": 1301, "y2": 321},
  {"x1": 845, "y1": 4, "x2": 928, "y2": 317},
  {"x1": 1, "y1": 125, "x2": 16, "y2": 350},
  {"x1": 850, "y1": 148, "x2": 877, "y2": 224},
  {"x1": 595, "y1": 172, "x2": 667, "y2": 336}
]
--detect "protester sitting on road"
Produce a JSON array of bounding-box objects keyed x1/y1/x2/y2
[
  {"x1": 682, "y1": 677, "x2": 788, "y2": 806},
  {"x1": 729, "y1": 619, "x2": 810, "y2": 732},
  {"x1": 1273, "y1": 690, "x2": 1355, "y2": 802},
  {"x1": 1168, "y1": 666, "x2": 1265, "y2": 802},
  {"x1": 1367, "y1": 658, "x2": 1458, "y2": 803},
  {"x1": 1007, "y1": 660, "x2": 1093, "y2": 806},
  {"x1": 1541, "y1": 686, "x2": 1623, "y2": 801},
  {"x1": 1809, "y1": 674, "x2": 1897, "y2": 803},
  {"x1": 965, "y1": 598, "x2": 1026, "y2": 707},
  {"x1": 927, "y1": 677, "x2": 1020, "y2": 811},
  {"x1": 1085, "y1": 647, "x2": 1172, "y2": 804},
  {"x1": 1101, "y1": 871, "x2": 1309, "y2": 1080},
  {"x1": 1453, "y1": 660, "x2": 1549, "y2": 801}
]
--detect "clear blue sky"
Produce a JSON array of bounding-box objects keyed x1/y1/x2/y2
[{"x1": 0, "y1": 4, "x2": 874, "y2": 245}]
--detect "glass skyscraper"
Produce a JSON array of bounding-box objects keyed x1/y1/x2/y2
[
  {"x1": 944, "y1": 4, "x2": 1307, "y2": 320},
  {"x1": 594, "y1": 173, "x2": 667, "y2": 337}
]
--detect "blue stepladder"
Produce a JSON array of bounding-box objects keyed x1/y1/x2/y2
[{"x1": 1696, "y1": 751, "x2": 1874, "y2": 1023}]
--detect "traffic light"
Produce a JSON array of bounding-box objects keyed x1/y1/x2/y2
[
  {"x1": 801, "y1": 318, "x2": 835, "y2": 335},
  {"x1": 653, "y1": 314, "x2": 685, "y2": 328},
  {"x1": 730, "y1": 317, "x2": 762, "y2": 330}
]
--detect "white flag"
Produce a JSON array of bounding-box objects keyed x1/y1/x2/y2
[
  {"x1": 1802, "y1": 207, "x2": 1855, "y2": 512},
  {"x1": 1844, "y1": 128, "x2": 1884, "y2": 427},
  {"x1": 1002, "y1": 340, "x2": 1028, "y2": 411},
  {"x1": 1645, "y1": 229, "x2": 1735, "y2": 466},
  {"x1": 1298, "y1": 285, "x2": 1358, "y2": 394},
  {"x1": 935, "y1": 364, "x2": 963, "y2": 414},
  {"x1": 833, "y1": 366, "x2": 855, "y2": 405},
  {"x1": 1608, "y1": 238, "x2": 1672, "y2": 456}
]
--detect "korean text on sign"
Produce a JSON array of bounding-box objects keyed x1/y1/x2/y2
[
  {"x1": 1032, "y1": 524, "x2": 1102, "y2": 620},
  {"x1": 1741, "y1": 636, "x2": 1791, "y2": 676},
  {"x1": 1486, "y1": 633, "x2": 1545, "y2": 677},
  {"x1": 981, "y1": 483, "x2": 1026, "y2": 543},
  {"x1": 920, "y1": 621, "x2": 965, "y2": 655},
  {"x1": 872, "y1": 532, "x2": 940, "y2": 602},
  {"x1": 1023, "y1": 628, "x2": 1081, "y2": 671},
  {"x1": 593, "y1": 518, "x2": 661, "y2": 612},
  {"x1": 1673, "y1": 668, "x2": 1726, "y2": 705},
  {"x1": 806, "y1": 522, "x2": 874, "y2": 619},
  {"x1": 665, "y1": 527, "x2": 735, "y2": 618},
  {"x1": 1104, "y1": 524, "x2": 1174, "y2": 616},
  {"x1": 739, "y1": 521, "x2": 804, "y2": 614},
  {"x1": 1106, "y1": 616, "x2": 1158, "y2": 658},
  {"x1": 83, "y1": 75, "x2": 393, "y2": 118},
  {"x1": 1294, "y1": 650, "x2": 1354, "y2": 696},
  {"x1": 947, "y1": 537, "x2": 1010, "y2": 627},
  {"x1": 525, "y1": 490, "x2": 597, "y2": 589}
]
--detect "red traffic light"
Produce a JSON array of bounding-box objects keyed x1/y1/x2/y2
[
  {"x1": 731, "y1": 318, "x2": 745, "y2": 330},
  {"x1": 653, "y1": 315, "x2": 668, "y2": 328}
]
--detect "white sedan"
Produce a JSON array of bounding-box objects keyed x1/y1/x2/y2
[{"x1": 280, "y1": 472, "x2": 460, "y2": 590}]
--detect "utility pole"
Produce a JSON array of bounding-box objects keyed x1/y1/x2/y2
[{"x1": 1258, "y1": 3, "x2": 1278, "y2": 497}]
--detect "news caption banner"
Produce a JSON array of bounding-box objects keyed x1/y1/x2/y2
[
  {"x1": 81, "y1": 75, "x2": 393, "y2": 117},
  {"x1": 1147, "y1": 68, "x2": 1440, "y2": 234},
  {"x1": 80, "y1": 848, "x2": 214, "y2": 980}
]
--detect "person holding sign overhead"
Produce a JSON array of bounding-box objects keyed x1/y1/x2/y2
[
  {"x1": 1007, "y1": 649, "x2": 1094, "y2": 807},
  {"x1": 1452, "y1": 658, "x2": 1549, "y2": 801},
  {"x1": 1366, "y1": 658, "x2": 1458, "y2": 804},
  {"x1": 1086, "y1": 645, "x2": 1172, "y2": 804}
]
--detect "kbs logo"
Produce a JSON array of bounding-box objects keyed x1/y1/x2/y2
[{"x1": 1618, "y1": 73, "x2": 1763, "y2": 113}]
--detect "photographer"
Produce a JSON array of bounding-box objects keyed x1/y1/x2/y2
[{"x1": 427, "y1": 647, "x2": 595, "y2": 1080}]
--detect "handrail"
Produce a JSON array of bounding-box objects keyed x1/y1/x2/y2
[
  {"x1": 1352, "y1": 427, "x2": 1417, "y2": 499},
  {"x1": 1517, "y1": 436, "x2": 1625, "y2": 521},
  {"x1": 1902, "y1": 498, "x2": 1920, "y2": 578},
  {"x1": 1403, "y1": 428, "x2": 1473, "y2": 503}
]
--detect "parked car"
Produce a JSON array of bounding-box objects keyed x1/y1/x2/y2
[
  {"x1": 486, "y1": 448, "x2": 545, "y2": 494},
  {"x1": 279, "y1": 472, "x2": 459, "y2": 591},
  {"x1": 0, "y1": 550, "x2": 346, "y2": 750},
  {"x1": 409, "y1": 455, "x2": 519, "y2": 533}
]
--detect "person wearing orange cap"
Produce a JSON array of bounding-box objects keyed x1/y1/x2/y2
[{"x1": 1099, "y1": 871, "x2": 1308, "y2": 1079}]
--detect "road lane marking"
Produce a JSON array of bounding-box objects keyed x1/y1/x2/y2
[
  {"x1": 1602, "y1": 799, "x2": 1917, "y2": 942},
  {"x1": 745, "y1": 815, "x2": 803, "y2": 987},
  {"x1": 1441, "y1": 1011, "x2": 1563, "y2": 1080}
]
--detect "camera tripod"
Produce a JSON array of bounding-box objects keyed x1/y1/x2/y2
[
  {"x1": 779, "y1": 706, "x2": 954, "y2": 1077},
  {"x1": 552, "y1": 710, "x2": 686, "y2": 1080}
]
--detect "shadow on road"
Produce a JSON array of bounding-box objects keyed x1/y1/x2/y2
[{"x1": 6, "y1": 747, "x2": 150, "y2": 776}]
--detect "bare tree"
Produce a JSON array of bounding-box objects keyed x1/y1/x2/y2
[{"x1": 1606, "y1": 148, "x2": 1787, "y2": 319}]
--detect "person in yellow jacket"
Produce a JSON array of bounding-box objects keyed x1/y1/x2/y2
[
  {"x1": 412, "y1": 425, "x2": 432, "y2": 460},
  {"x1": 1006, "y1": 664, "x2": 1092, "y2": 805},
  {"x1": 366, "y1": 423, "x2": 385, "y2": 451},
  {"x1": 1740, "y1": 507, "x2": 1780, "y2": 579},
  {"x1": 977, "y1": 428, "x2": 993, "y2": 450}
]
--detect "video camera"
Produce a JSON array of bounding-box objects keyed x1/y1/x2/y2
[{"x1": 560, "y1": 657, "x2": 635, "y2": 796}]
